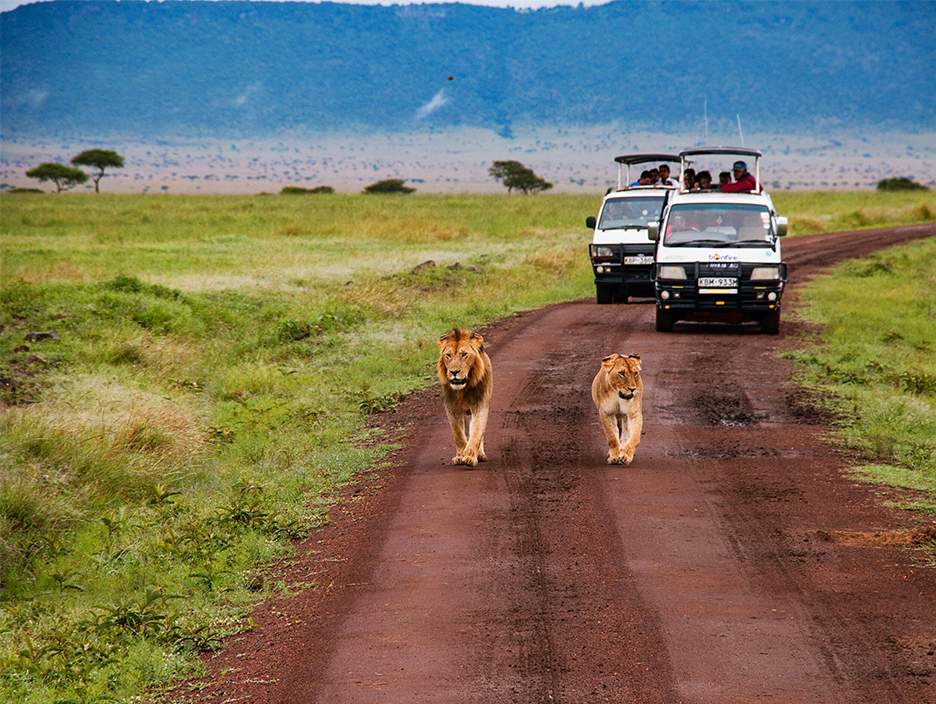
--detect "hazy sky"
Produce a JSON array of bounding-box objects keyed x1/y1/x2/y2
[{"x1": 0, "y1": 0, "x2": 612, "y2": 14}]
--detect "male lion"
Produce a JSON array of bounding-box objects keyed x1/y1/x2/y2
[
  {"x1": 591, "y1": 353, "x2": 643, "y2": 465},
  {"x1": 437, "y1": 329, "x2": 493, "y2": 467}
]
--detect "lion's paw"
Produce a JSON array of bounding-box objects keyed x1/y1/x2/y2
[{"x1": 607, "y1": 454, "x2": 625, "y2": 465}]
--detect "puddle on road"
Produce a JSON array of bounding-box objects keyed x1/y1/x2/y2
[{"x1": 692, "y1": 392, "x2": 761, "y2": 427}]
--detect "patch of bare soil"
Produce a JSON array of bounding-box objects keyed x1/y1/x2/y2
[{"x1": 170, "y1": 224, "x2": 936, "y2": 704}]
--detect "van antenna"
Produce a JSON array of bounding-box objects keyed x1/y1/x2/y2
[{"x1": 736, "y1": 114, "x2": 745, "y2": 147}]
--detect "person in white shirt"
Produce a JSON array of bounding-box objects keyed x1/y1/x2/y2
[{"x1": 658, "y1": 163, "x2": 679, "y2": 187}]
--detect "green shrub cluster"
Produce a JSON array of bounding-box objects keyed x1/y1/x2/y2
[
  {"x1": 280, "y1": 185, "x2": 335, "y2": 195},
  {"x1": 362, "y1": 179, "x2": 415, "y2": 195},
  {"x1": 876, "y1": 176, "x2": 929, "y2": 191}
]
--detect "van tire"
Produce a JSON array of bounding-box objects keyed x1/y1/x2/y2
[
  {"x1": 655, "y1": 307, "x2": 675, "y2": 332},
  {"x1": 761, "y1": 309, "x2": 781, "y2": 335},
  {"x1": 596, "y1": 285, "x2": 614, "y2": 304}
]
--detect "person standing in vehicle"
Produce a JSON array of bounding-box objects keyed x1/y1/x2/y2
[
  {"x1": 721, "y1": 160, "x2": 758, "y2": 192},
  {"x1": 629, "y1": 170, "x2": 652, "y2": 187},
  {"x1": 693, "y1": 170, "x2": 714, "y2": 190},
  {"x1": 683, "y1": 168, "x2": 696, "y2": 190},
  {"x1": 659, "y1": 164, "x2": 679, "y2": 186}
]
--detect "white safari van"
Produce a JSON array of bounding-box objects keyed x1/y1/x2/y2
[
  {"x1": 648, "y1": 147, "x2": 788, "y2": 333},
  {"x1": 587, "y1": 154, "x2": 679, "y2": 303}
]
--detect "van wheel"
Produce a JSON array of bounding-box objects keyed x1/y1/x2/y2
[
  {"x1": 655, "y1": 307, "x2": 675, "y2": 332},
  {"x1": 615, "y1": 291, "x2": 629, "y2": 304},
  {"x1": 596, "y1": 285, "x2": 614, "y2": 304},
  {"x1": 761, "y1": 309, "x2": 780, "y2": 335}
]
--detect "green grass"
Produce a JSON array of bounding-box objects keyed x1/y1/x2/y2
[
  {"x1": 1, "y1": 189, "x2": 934, "y2": 702},
  {"x1": 771, "y1": 190, "x2": 936, "y2": 236},
  {"x1": 784, "y1": 237, "x2": 936, "y2": 514},
  {"x1": 1, "y1": 192, "x2": 599, "y2": 703}
]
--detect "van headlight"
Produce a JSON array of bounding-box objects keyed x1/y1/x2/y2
[
  {"x1": 750, "y1": 266, "x2": 782, "y2": 281},
  {"x1": 657, "y1": 265, "x2": 687, "y2": 280},
  {"x1": 593, "y1": 246, "x2": 615, "y2": 258}
]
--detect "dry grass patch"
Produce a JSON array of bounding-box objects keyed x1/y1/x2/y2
[
  {"x1": 522, "y1": 245, "x2": 579, "y2": 275},
  {"x1": 13, "y1": 374, "x2": 206, "y2": 465},
  {"x1": 789, "y1": 214, "x2": 833, "y2": 235},
  {"x1": 340, "y1": 280, "x2": 408, "y2": 317}
]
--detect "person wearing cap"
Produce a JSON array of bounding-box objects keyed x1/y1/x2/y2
[{"x1": 721, "y1": 160, "x2": 758, "y2": 193}]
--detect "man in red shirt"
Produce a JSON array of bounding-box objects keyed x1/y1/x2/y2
[{"x1": 721, "y1": 160, "x2": 759, "y2": 193}]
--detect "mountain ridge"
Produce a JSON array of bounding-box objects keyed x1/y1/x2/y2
[{"x1": 2, "y1": 0, "x2": 934, "y2": 138}]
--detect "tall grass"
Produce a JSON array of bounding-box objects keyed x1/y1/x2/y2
[
  {"x1": 1, "y1": 190, "x2": 933, "y2": 702},
  {"x1": 785, "y1": 238, "x2": 936, "y2": 513},
  {"x1": 772, "y1": 190, "x2": 936, "y2": 236}
]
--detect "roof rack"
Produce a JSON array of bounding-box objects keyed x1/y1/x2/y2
[
  {"x1": 614, "y1": 153, "x2": 681, "y2": 190},
  {"x1": 677, "y1": 146, "x2": 763, "y2": 194},
  {"x1": 678, "y1": 147, "x2": 762, "y2": 159}
]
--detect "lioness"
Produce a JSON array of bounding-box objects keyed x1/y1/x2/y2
[
  {"x1": 437, "y1": 329, "x2": 493, "y2": 467},
  {"x1": 591, "y1": 353, "x2": 643, "y2": 465}
]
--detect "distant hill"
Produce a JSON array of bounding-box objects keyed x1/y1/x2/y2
[{"x1": 1, "y1": 0, "x2": 934, "y2": 138}]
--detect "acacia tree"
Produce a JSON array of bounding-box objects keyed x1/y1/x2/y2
[
  {"x1": 71, "y1": 149, "x2": 125, "y2": 193},
  {"x1": 25, "y1": 163, "x2": 89, "y2": 193},
  {"x1": 489, "y1": 160, "x2": 553, "y2": 195}
]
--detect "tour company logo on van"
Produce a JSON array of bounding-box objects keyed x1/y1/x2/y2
[{"x1": 708, "y1": 254, "x2": 739, "y2": 262}]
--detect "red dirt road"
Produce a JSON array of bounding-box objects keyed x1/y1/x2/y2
[{"x1": 176, "y1": 224, "x2": 936, "y2": 704}]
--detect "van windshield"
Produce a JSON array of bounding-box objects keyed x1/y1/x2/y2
[
  {"x1": 664, "y1": 203, "x2": 774, "y2": 246},
  {"x1": 598, "y1": 196, "x2": 666, "y2": 229}
]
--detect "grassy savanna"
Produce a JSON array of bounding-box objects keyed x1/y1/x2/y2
[
  {"x1": 1, "y1": 192, "x2": 597, "y2": 703},
  {"x1": 0, "y1": 189, "x2": 934, "y2": 703},
  {"x1": 772, "y1": 189, "x2": 936, "y2": 236},
  {"x1": 785, "y1": 237, "x2": 936, "y2": 516}
]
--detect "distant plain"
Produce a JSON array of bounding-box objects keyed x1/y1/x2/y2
[{"x1": 3, "y1": 127, "x2": 935, "y2": 194}]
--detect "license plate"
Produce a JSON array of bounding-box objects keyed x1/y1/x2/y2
[
  {"x1": 698, "y1": 277, "x2": 738, "y2": 287},
  {"x1": 624, "y1": 255, "x2": 654, "y2": 265}
]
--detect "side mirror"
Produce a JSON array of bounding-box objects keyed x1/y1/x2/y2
[
  {"x1": 776, "y1": 216, "x2": 788, "y2": 237},
  {"x1": 586, "y1": 216, "x2": 596, "y2": 229},
  {"x1": 647, "y1": 222, "x2": 659, "y2": 241}
]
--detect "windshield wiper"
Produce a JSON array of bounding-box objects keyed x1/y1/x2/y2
[
  {"x1": 726, "y1": 239, "x2": 775, "y2": 248},
  {"x1": 666, "y1": 238, "x2": 730, "y2": 247}
]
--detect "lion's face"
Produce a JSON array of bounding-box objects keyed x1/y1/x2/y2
[
  {"x1": 602, "y1": 354, "x2": 642, "y2": 400},
  {"x1": 438, "y1": 329, "x2": 485, "y2": 390}
]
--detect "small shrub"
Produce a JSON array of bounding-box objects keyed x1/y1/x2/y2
[
  {"x1": 280, "y1": 186, "x2": 334, "y2": 195},
  {"x1": 276, "y1": 319, "x2": 313, "y2": 342},
  {"x1": 363, "y1": 179, "x2": 415, "y2": 195},
  {"x1": 876, "y1": 176, "x2": 929, "y2": 191}
]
